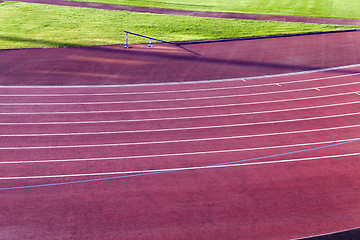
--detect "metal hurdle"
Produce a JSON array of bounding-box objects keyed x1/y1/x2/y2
[{"x1": 123, "y1": 31, "x2": 175, "y2": 49}]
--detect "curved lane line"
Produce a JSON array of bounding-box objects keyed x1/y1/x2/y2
[
  {"x1": 1, "y1": 112, "x2": 359, "y2": 137},
  {"x1": 1, "y1": 72, "x2": 359, "y2": 97},
  {"x1": 1, "y1": 81, "x2": 359, "y2": 105},
  {"x1": 0, "y1": 91, "x2": 358, "y2": 124},
  {"x1": 2, "y1": 152, "x2": 360, "y2": 180},
  {"x1": 0, "y1": 137, "x2": 358, "y2": 164},
  {"x1": 1, "y1": 97, "x2": 360, "y2": 116},
  {"x1": 0, "y1": 63, "x2": 359, "y2": 88},
  {"x1": 1, "y1": 124, "x2": 360, "y2": 149}
]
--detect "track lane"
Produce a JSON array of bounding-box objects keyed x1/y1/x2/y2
[
  {"x1": 2, "y1": 63, "x2": 360, "y2": 90},
  {"x1": 1, "y1": 110, "x2": 359, "y2": 135}
]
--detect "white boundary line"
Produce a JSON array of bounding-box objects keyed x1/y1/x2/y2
[
  {"x1": 1, "y1": 80, "x2": 359, "y2": 105},
  {"x1": 1, "y1": 152, "x2": 359, "y2": 180},
  {"x1": 1, "y1": 72, "x2": 359, "y2": 97},
  {"x1": 1, "y1": 112, "x2": 359, "y2": 137},
  {"x1": 0, "y1": 64, "x2": 359, "y2": 88},
  {"x1": 1, "y1": 137, "x2": 357, "y2": 164},
  {"x1": 1, "y1": 124, "x2": 359, "y2": 150}
]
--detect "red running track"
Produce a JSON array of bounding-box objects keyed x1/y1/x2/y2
[{"x1": 1, "y1": 64, "x2": 360, "y2": 239}]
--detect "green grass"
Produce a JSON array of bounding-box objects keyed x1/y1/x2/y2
[
  {"x1": 0, "y1": 1, "x2": 356, "y2": 49},
  {"x1": 68, "y1": 0, "x2": 360, "y2": 20}
]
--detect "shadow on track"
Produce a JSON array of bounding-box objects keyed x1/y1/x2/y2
[{"x1": 89, "y1": 45, "x2": 360, "y2": 76}]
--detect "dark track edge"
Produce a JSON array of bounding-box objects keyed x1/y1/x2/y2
[{"x1": 298, "y1": 227, "x2": 360, "y2": 240}]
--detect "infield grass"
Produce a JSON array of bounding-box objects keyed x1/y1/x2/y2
[
  {"x1": 0, "y1": 1, "x2": 356, "y2": 49},
  {"x1": 68, "y1": 0, "x2": 360, "y2": 20}
]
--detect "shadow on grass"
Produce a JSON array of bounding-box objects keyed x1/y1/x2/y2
[{"x1": 0, "y1": 35, "x2": 83, "y2": 48}]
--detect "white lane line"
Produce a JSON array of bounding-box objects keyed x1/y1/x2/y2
[
  {"x1": 1, "y1": 72, "x2": 359, "y2": 97},
  {"x1": 0, "y1": 80, "x2": 359, "y2": 105},
  {"x1": 2, "y1": 112, "x2": 359, "y2": 137},
  {"x1": 0, "y1": 95, "x2": 360, "y2": 115},
  {"x1": 0, "y1": 91, "x2": 357, "y2": 124},
  {"x1": 1, "y1": 137, "x2": 357, "y2": 164},
  {"x1": 1, "y1": 63, "x2": 359, "y2": 88},
  {"x1": 1, "y1": 124, "x2": 359, "y2": 150},
  {"x1": 1, "y1": 152, "x2": 359, "y2": 180}
]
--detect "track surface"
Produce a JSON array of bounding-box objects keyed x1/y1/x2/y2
[
  {"x1": 1, "y1": 62, "x2": 360, "y2": 239},
  {"x1": 1, "y1": 5, "x2": 360, "y2": 238}
]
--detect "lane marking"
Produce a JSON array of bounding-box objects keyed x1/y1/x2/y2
[
  {"x1": 1, "y1": 152, "x2": 359, "y2": 180},
  {"x1": 1, "y1": 72, "x2": 359, "y2": 97},
  {"x1": 1, "y1": 137, "x2": 357, "y2": 164},
  {"x1": 0, "y1": 63, "x2": 359, "y2": 88},
  {"x1": 0, "y1": 124, "x2": 359, "y2": 150},
  {"x1": 0, "y1": 80, "x2": 359, "y2": 105},
  {"x1": 2, "y1": 112, "x2": 359, "y2": 137},
  {"x1": 1, "y1": 138, "x2": 359, "y2": 190},
  {"x1": 0, "y1": 91, "x2": 356, "y2": 124}
]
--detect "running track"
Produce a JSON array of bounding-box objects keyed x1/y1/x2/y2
[{"x1": 1, "y1": 63, "x2": 360, "y2": 239}]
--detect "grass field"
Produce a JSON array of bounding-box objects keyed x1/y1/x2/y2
[
  {"x1": 69, "y1": 0, "x2": 360, "y2": 20},
  {"x1": 0, "y1": 1, "x2": 356, "y2": 49}
]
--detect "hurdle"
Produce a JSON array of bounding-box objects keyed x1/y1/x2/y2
[{"x1": 123, "y1": 31, "x2": 175, "y2": 49}]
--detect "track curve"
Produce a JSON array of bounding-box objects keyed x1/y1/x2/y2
[{"x1": 1, "y1": 64, "x2": 360, "y2": 239}]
